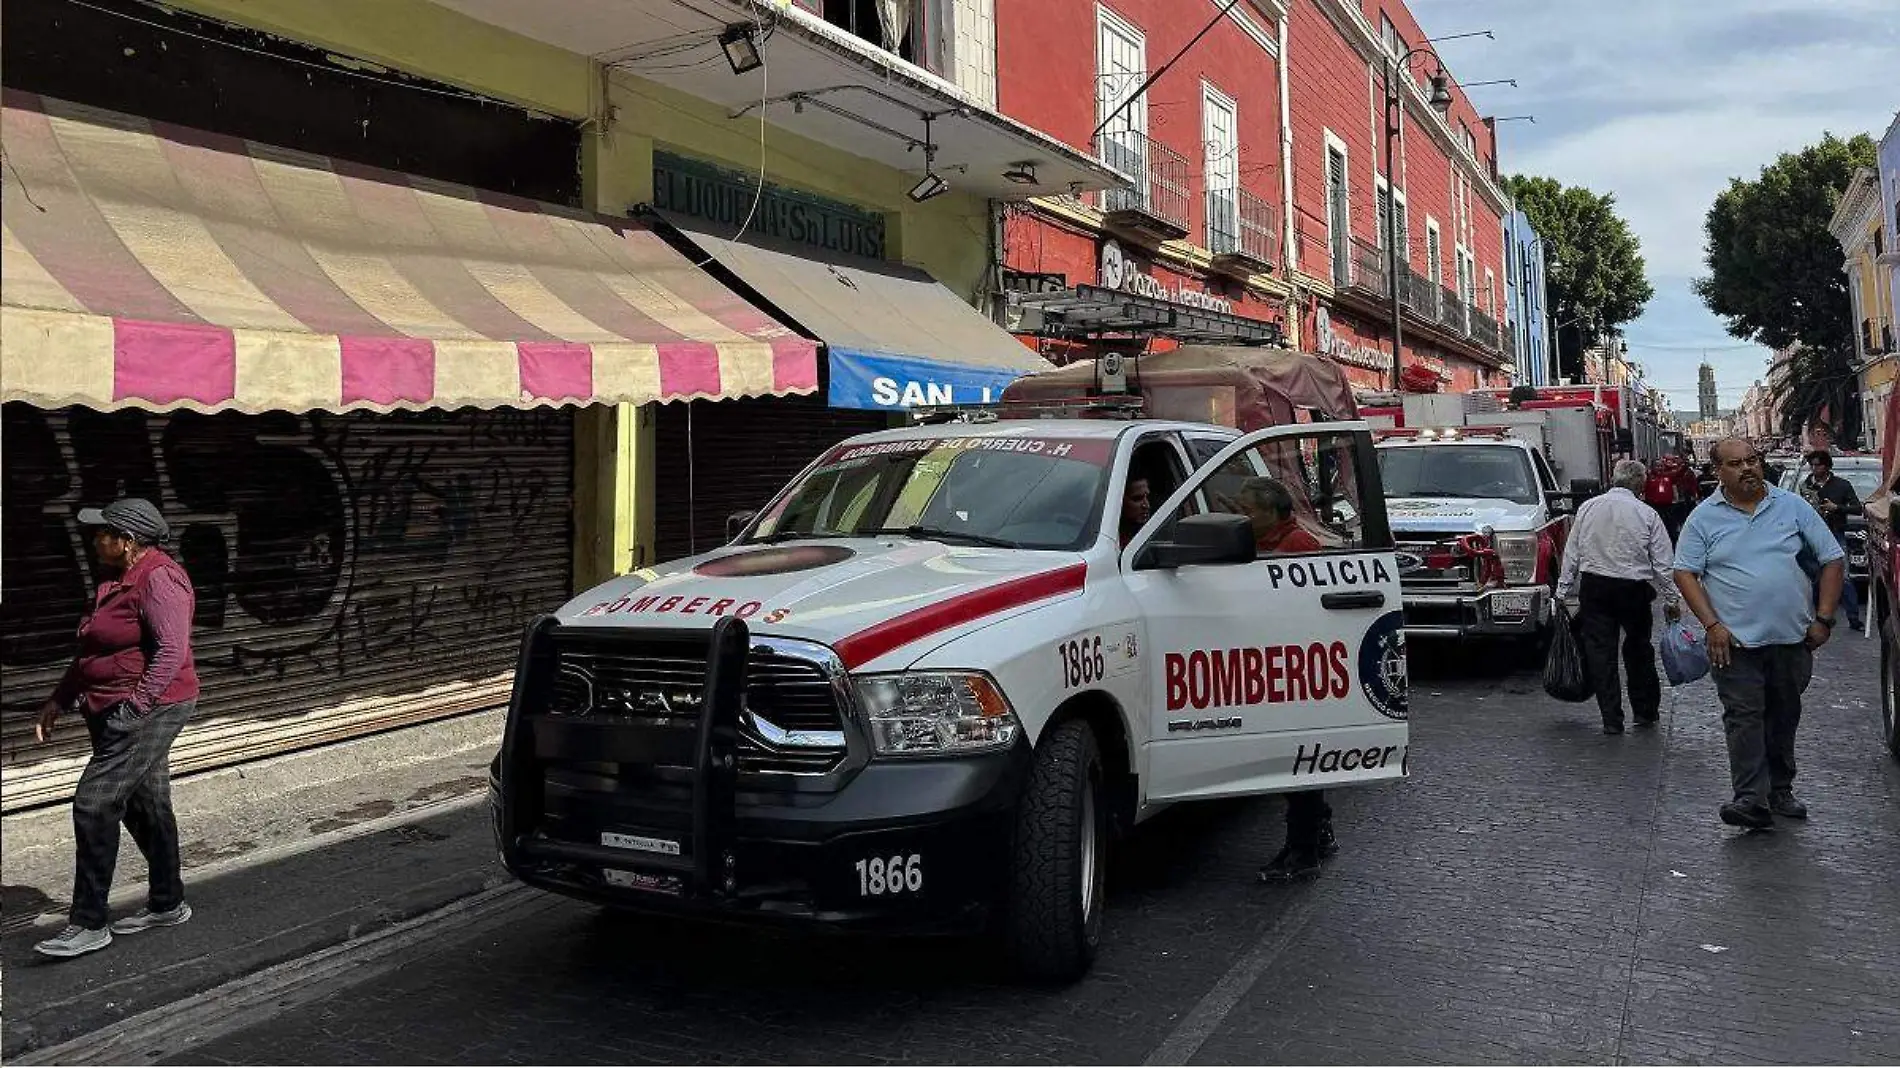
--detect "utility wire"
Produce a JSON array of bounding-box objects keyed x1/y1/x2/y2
[{"x1": 1090, "y1": 0, "x2": 1245, "y2": 141}]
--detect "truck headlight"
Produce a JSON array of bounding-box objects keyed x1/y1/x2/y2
[
  {"x1": 853, "y1": 672, "x2": 1020, "y2": 756},
  {"x1": 1493, "y1": 532, "x2": 1539, "y2": 585}
]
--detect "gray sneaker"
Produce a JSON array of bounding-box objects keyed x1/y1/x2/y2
[
  {"x1": 34, "y1": 924, "x2": 113, "y2": 958},
  {"x1": 111, "y1": 902, "x2": 193, "y2": 934}
]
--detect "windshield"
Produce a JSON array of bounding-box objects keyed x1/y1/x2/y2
[
  {"x1": 1789, "y1": 463, "x2": 1887, "y2": 498},
  {"x1": 747, "y1": 434, "x2": 1115, "y2": 550},
  {"x1": 1378, "y1": 444, "x2": 1541, "y2": 505}
]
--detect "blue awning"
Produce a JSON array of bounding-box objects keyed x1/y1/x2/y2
[
  {"x1": 652, "y1": 215, "x2": 1052, "y2": 411},
  {"x1": 826, "y1": 348, "x2": 1032, "y2": 410}
]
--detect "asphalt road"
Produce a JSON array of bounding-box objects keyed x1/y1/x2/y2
[{"x1": 64, "y1": 627, "x2": 1900, "y2": 1064}]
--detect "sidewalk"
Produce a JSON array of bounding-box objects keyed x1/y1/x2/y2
[{"x1": 1, "y1": 711, "x2": 505, "y2": 1060}]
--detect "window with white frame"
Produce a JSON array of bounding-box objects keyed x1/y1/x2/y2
[
  {"x1": 1097, "y1": 8, "x2": 1147, "y2": 211},
  {"x1": 949, "y1": 0, "x2": 997, "y2": 107},
  {"x1": 1203, "y1": 84, "x2": 1239, "y2": 254},
  {"x1": 1484, "y1": 267, "x2": 1496, "y2": 318},
  {"x1": 1326, "y1": 137, "x2": 1351, "y2": 288},
  {"x1": 1373, "y1": 176, "x2": 1409, "y2": 261},
  {"x1": 1375, "y1": 176, "x2": 1391, "y2": 250},
  {"x1": 1393, "y1": 189, "x2": 1409, "y2": 263},
  {"x1": 1426, "y1": 218, "x2": 1443, "y2": 293}
]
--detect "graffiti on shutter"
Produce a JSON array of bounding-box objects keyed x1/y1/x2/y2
[{"x1": 1, "y1": 404, "x2": 573, "y2": 809}]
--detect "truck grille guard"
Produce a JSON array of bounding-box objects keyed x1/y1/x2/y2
[{"x1": 499, "y1": 615, "x2": 786, "y2": 902}]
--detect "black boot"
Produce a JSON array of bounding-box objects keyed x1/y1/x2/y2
[{"x1": 1258, "y1": 844, "x2": 1322, "y2": 882}]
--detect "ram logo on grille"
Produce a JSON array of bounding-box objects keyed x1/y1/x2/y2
[{"x1": 601, "y1": 688, "x2": 702, "y2": 718}]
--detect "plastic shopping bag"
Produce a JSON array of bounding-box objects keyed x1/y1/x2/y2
[
  {"x1": 1542, "y1": 607, "x2": 1593, "y2": 703},
  {"x1": 1661, "y1": 618, "x2": 1710, "y2": 687}
]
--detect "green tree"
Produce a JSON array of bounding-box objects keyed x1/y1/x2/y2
[
  {"x1": 1503, "y1": 176, "x2": 1655, "y2": 366},
  {"x1": 1695, "y1": 132, "x2": 1877, "y2": 441}
]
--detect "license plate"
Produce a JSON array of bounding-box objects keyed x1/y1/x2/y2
[
  {"x1": 601, "y1": 831, "x2": 680, "y2": 856},
  {"x1": 1491, "y1": 592, "x2": 1536, "y2": 617},
  {"x1": 603, "y1": 868, "x2": 682, "y2": 896}
]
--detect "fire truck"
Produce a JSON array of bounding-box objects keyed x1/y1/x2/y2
[
  {"x1": 1360, "y1": 391, "x2": 1612, "y2": 646},
  {"x1": 492, "y1": 346, "x2": 1410, "y2": 981},
  {"x1": 1471, "y1": 383, "x2": 1664, "y2": 463}
]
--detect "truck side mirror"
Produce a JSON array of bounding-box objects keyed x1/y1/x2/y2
[
  {"x1": 1141, "y1": 513, "x2": 1257, "y2": 569},
  {"x1": 1570, "y1": 478, "x2": 1602, "y2": 498},
  {"x1": 726, "y1": 511, "x2": 757, "y2": 541}
]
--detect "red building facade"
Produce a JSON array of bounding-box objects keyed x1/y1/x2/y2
[{"x1": 995, "y1": 0, "x2": 1514, "y2": 394}]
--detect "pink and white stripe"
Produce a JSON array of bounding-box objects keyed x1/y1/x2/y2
[{"x1": 0, "y1": 92, "x2": 819, "y2": 414}]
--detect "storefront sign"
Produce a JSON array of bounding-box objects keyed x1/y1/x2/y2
[
  {"x1": 654, "y1": 152, "x2": 886, "y2": 261},
  {"x1": 1312, "y1": 305, "x2": 1390, "y2": 372},
  {"x1": 1098, "y1": 240, "x2": 1233, "y2": 314},
  {"x1": 827, "y1": 348, "x2": 1030, "y2": 411}
]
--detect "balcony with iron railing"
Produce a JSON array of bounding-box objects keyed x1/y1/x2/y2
[
  {"x1": 1342, "y1": 237, "x2": 1512, "y2": 357},
  {"x1": 1208, "y1": 186, "x2": 1278, "y2": 276},
  {"x1": 1468, "y1": 305, "x2": 1503, "y2": 355},
  {"x1": 1864, "y1": 317, "x2": 1895, "y2": 356},
  {"x1": 1349, "y1": 237, "x2": 1392, "y2": 300},
  {"x1": 1091, "y1": 130, "x2": 1190, "y2": 242}
]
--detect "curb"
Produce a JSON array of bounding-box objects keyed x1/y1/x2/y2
[
  {"x1": 11, "y1": 882, "x2": 547, "y2": 1066},
  {"x1": 12, "y1": 790, "x2": 489, "y2": 934}
]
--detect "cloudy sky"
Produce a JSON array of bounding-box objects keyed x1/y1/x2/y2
[{"x1": 1420, "y1": 0, "x2": 1899, "y2": 412}]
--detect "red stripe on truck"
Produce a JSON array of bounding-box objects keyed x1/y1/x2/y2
[{"x1": 834, "y1": 564, "x2": 1088, "y2": 670}]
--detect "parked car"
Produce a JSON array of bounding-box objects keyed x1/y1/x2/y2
[{"x1": 1778, "y1": 455, "x2": 1882, "y2": 591}]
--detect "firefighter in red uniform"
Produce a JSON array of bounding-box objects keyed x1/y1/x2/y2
[
  {"x1": 1224, "y1": 477, "x2": 1336, "y2": 881},
  {"x1": 1644, "y1": 455, "x2": 1692, "y2": 542}
]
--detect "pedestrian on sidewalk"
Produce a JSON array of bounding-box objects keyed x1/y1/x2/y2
[
  {"x1": 1674, "y1": 439, "x2": 1843, "y2": 831},
  {"x1": 1797, "y1": 450, "x2": 1864, "y2": 631},
  {"x1": 33, "y1": 498, "x2": 199, "y2": 959},
  {"x1": 1556, "y1": 460, "x2": 1682, "y2": 734}
]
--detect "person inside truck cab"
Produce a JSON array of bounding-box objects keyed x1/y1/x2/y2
[
  {"x1": 1233, "y1": 477, "x2": 1323, "y2": 554},
  {"x1": 1118, "y1": 476, "x2": 1151, "y2": 546}
]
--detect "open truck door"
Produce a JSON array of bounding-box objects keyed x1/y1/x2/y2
[{"x1": 1121, "y1": 421, "x2": 1408, "y2": 801}]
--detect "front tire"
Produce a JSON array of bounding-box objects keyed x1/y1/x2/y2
[{"x1": 1004, "y1": 719, "x2": 1107, "y2": 982}]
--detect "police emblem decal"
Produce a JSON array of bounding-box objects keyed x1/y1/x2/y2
[{"x1": 1358, "y1": 610, "x2": 1409, "y2": 721}]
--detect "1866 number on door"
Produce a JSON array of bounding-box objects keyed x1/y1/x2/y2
[{"x1": 1058, "y1": 636, "x2": 1105, "y2": 688}]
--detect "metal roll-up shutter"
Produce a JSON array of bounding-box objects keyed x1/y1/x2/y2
[
  {"x1": 1, "y1": 403, "x2": 573, "y2": 812},
  {"x1": 653, "y1": 396, "x2": 891, "y2": 563}
]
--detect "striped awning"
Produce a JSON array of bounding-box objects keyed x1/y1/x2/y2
[{"x1": 0, "y1": 92, "x2": 818, "y2": 414}]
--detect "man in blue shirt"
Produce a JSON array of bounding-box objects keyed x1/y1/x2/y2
[{"x1": 1674, "y1": 438, "x2": 1844, "y2": 830}]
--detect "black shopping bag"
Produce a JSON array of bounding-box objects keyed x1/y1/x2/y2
[{"x1": 1542, "y1": 607, "x2": 1593, "y2": 703}]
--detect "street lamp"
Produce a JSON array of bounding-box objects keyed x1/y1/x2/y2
[{"x1": 1382, "y1": 32, "x2": 1486, "y2": 390}]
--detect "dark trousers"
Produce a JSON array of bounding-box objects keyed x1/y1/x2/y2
[
  {"x1": 1710, "y1": 645, "x2": 1811, "y2": 805},
  {"x1": 1578, "y1": 573, "x2": 1661, "y2": 726},
  {"x1": 1285, "y1": 790, "x2": 1332, "y2": 854},
  {"x1": 70, "y1": 699, "x2": 194, "y2": 928}
]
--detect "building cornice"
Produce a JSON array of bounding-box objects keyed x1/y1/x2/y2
[
  {"x1": 1828, "y1": 167, "x2": 1881, "y2": 246},
  {"x1": 1314, "y1": 0, "x2": 1510, "y2": 216},
  {"x1": 1024, "y1": 197, "x2": 1294, "y2": 298}
]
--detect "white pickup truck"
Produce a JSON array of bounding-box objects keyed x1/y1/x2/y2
[
  {"x1": 492, "y1": 414, "x2": 1409, "y2": 980},
  {"x1": 1375, "y1": 427, "x2": 1574, "y2": 645}
]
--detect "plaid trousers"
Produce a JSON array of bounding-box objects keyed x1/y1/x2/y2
[{"x1": 70, "y1": 699, "x2": 194, "y2": 929}]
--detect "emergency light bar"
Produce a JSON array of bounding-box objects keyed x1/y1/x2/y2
[{"x1": 1374, "y1": 426, "x2": 1513, "y2": 441}]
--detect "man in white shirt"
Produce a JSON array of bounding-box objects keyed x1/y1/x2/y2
[{"x1": 1556, "y1": 460, "x2": 1682, "y2": 734}]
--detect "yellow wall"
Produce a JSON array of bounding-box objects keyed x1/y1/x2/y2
[
  {"x1": 169, "y1": 0, "x2": 996, "y2": 585},
  {"x1": 1859, "y1": 214, "x2": 1897, "y2": 346}
]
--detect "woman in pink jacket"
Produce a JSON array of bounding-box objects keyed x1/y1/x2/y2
[{"x1": 34, "y1": 498, "x2": 200, "y2": 959}]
